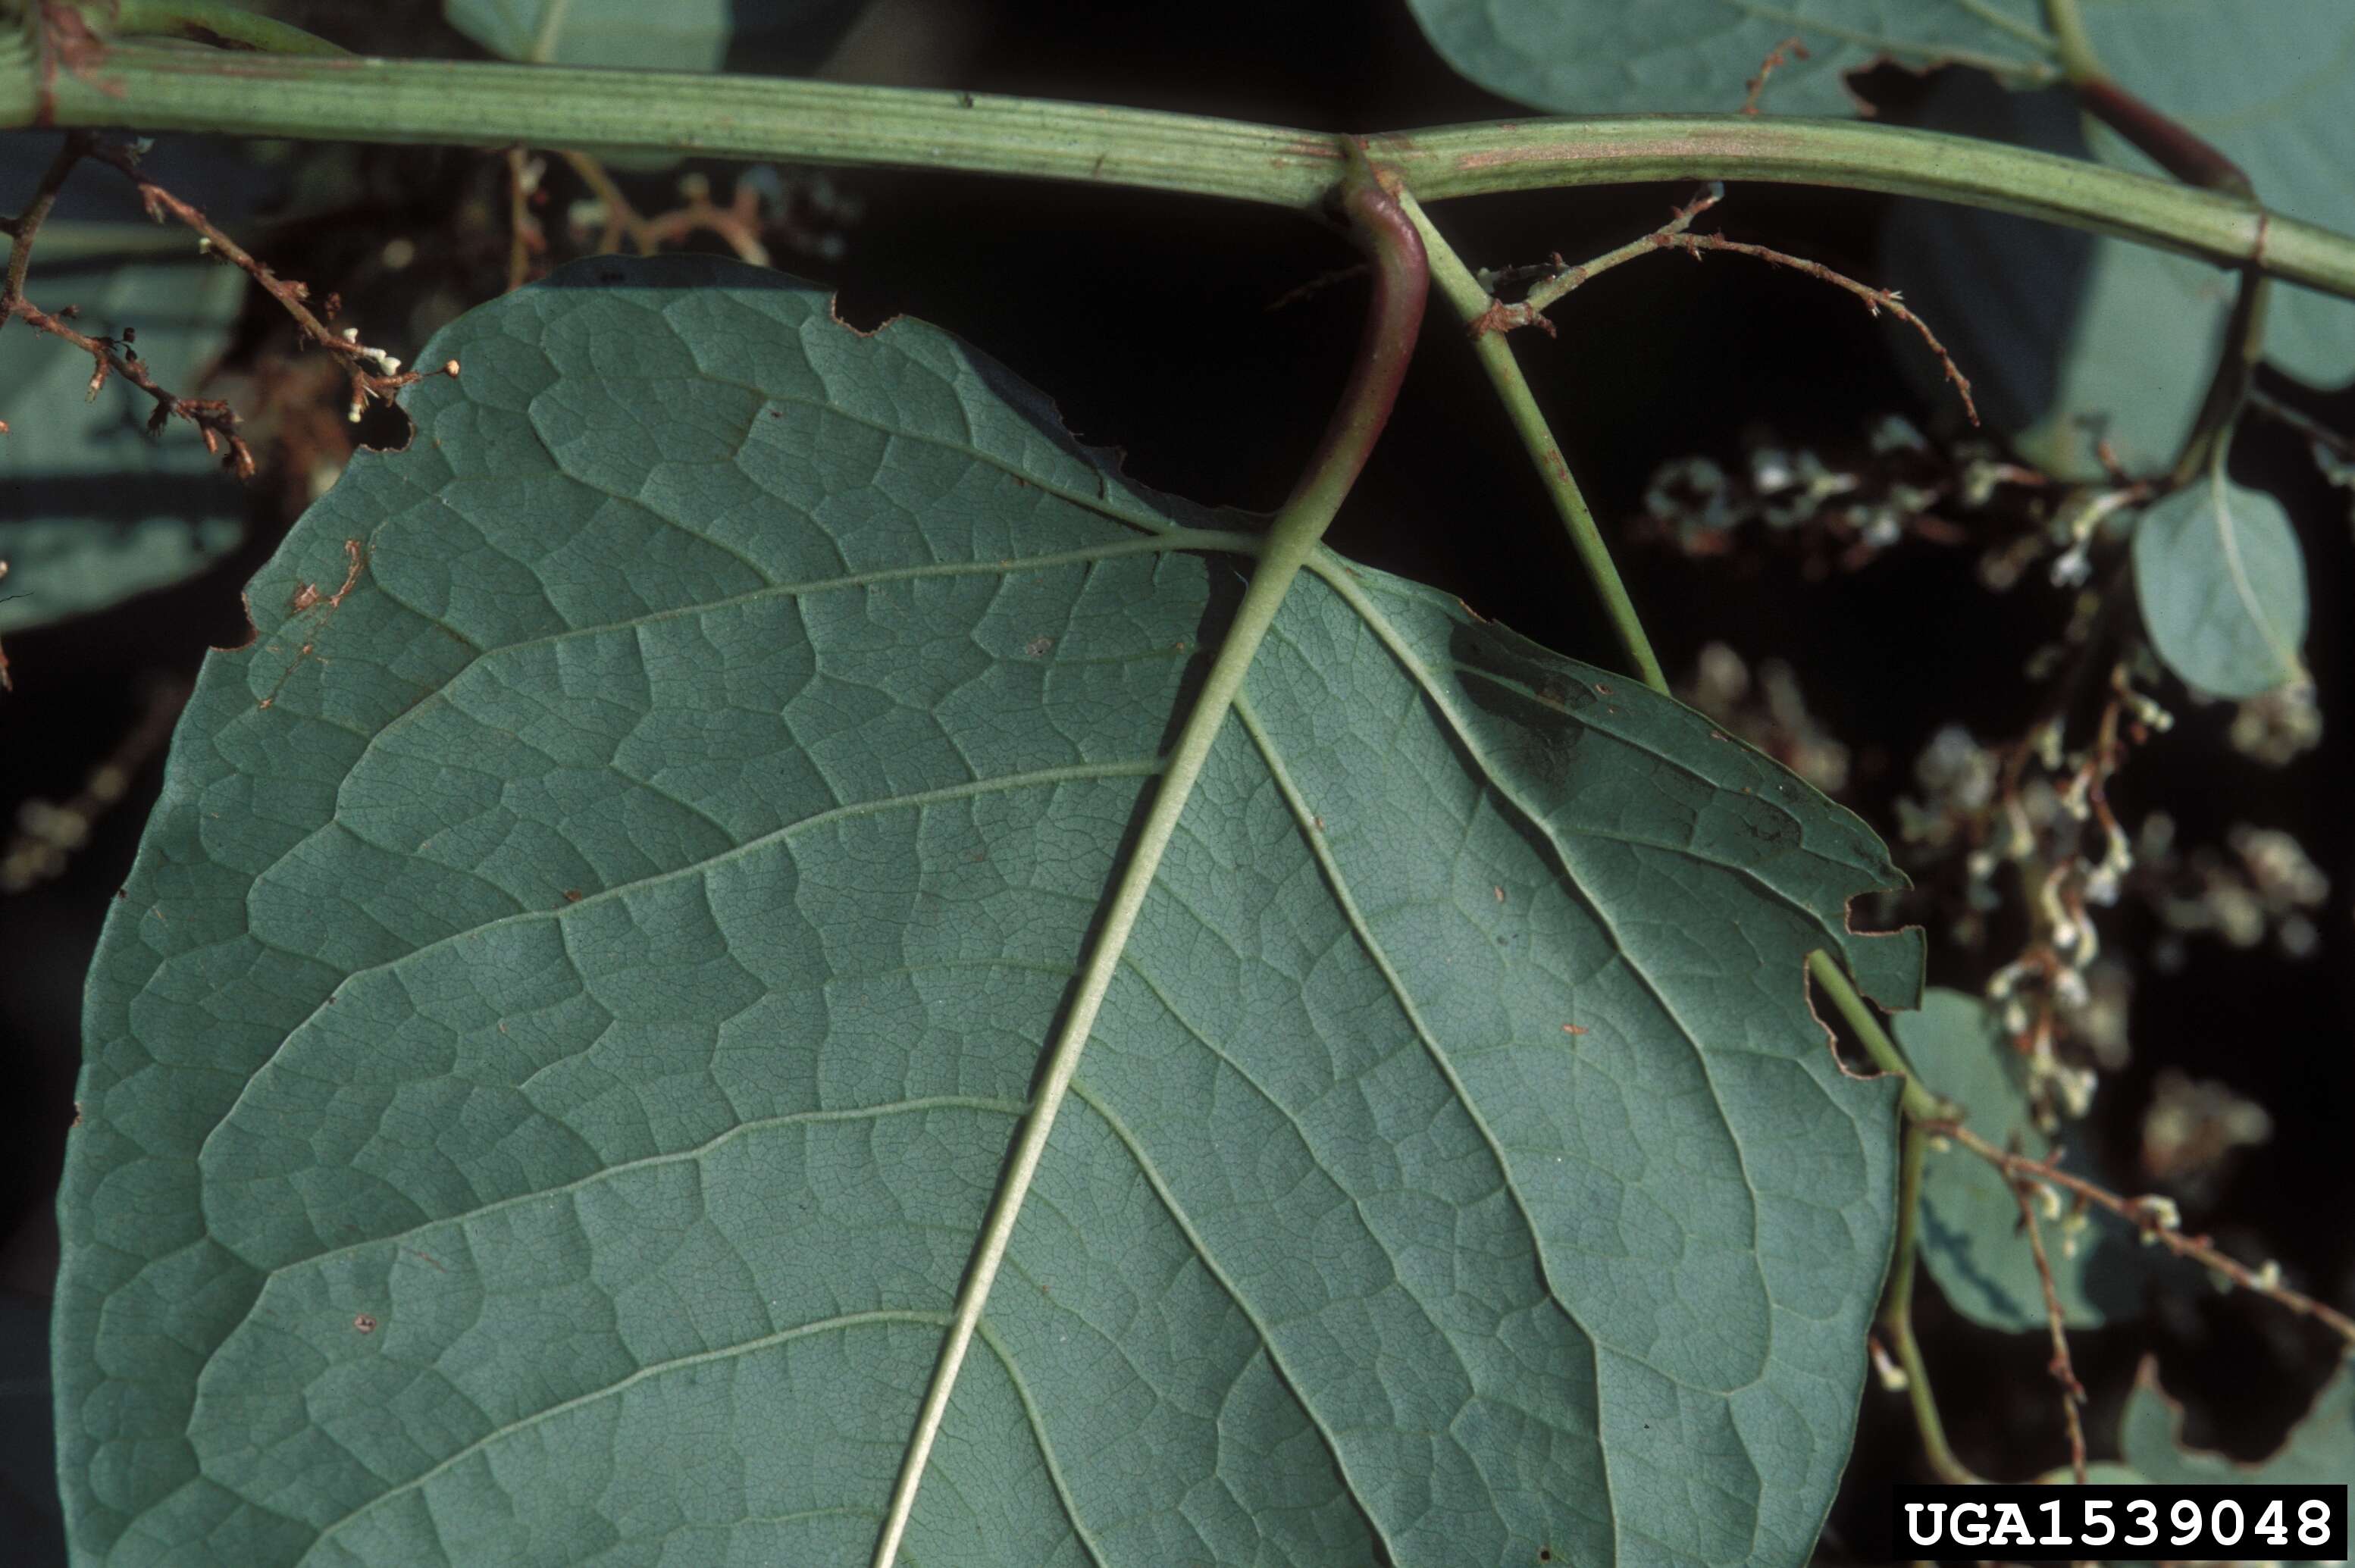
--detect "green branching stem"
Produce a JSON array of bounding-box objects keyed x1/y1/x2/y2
[
  {"x1": 866, "y1": 152, "x2": 1426, "y2": 1568},
  {"x1": 5, "y1": 17, "x2": 2354, "y2": 304},
  {"x1": 1394, "y1": 186, "x2": 1668, "y2": 694},
  {"x1": 1811, "y1": 950, "x2": 1974, "y2": 1479},
  {"x1": 1806, "y1": 949, "x2": 1943, "y2": 1125},
  {"x1": 1881, "y1": 1122, "x2": 1981, "y2": 1486}
]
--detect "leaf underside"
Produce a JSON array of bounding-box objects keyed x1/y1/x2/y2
[{"x1": 58, "y1": 256, "x2": 1920, "y2": 1568}]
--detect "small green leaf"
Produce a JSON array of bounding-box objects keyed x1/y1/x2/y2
[
  {"x1": 58, "y1": 257, "x2": 1921, "y2": 1567},
  {"x1": 1401, "y1": 0, "x2": 2054, "y2": 116},
  {"x1": 0, "y1": 252, "x2": 246, "y2": 636},
  {"x1": 2133, "y1": 469, "x2": 2309, "y2": 698},
  {"x1": 1902, "y1": 989, "x2": 2153, "y2": 1332}
]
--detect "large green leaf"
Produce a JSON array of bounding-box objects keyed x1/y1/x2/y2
[
  {"x1": 1899, "y1": 989, "x2": 2153, "y2": 1332},
  {"x1": 1400, "y1": 0, "x2": 2055, "y2": 117},
  {"x1": 2132, "y1": 468, "x2": 2309, "y2": 697},
  {"x1": 0, "y1": 250, "x2": 246, "y2": 637},
  {"x1": 57, "y1": 256, "x2": 1921, "y2": 1567}
]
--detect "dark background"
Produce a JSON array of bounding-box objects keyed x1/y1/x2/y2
[{"x1": 4, "y1": 2, "x2": 2350, "y2": 1560}]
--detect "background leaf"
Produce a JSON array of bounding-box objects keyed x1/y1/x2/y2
[
  {"x1": 1901, "y1": 988, "x2": 2154, "y2": 1331},
  {"x1": 2114, "y1": 1359, "x2": 2354, "y2": 1567},
  {"x1": 1399, "y1": 0, "x2": 2054, "y2": 117},
  {"x1": 2071, "y1": 0, "x2": 2355, "y2": 390},
  {"x1": 1878, "y1": 76, "x2": 2228, "y2": 480},
  {"x1": 57, "y1": 256, "x2": 1922, "y2": 1566},
  {"x1": 1884, "y1": 11, "x2": 2355, "y2": 475},
  {"x1": 444, "y1": 0, "x2": 868, "y2": 72},
  {"x1": 1408, "y1": 2, "x2": 2355, "y2": 473},
  {"x1": 0, "y1": 249, "x2": 246, "y2": 637},
  {"x1": 2132, "y1": 470, "x2": 2309, "y2": 698},
  {"x1": 2122, "y1": 1357, "x2": 2355, "y2": 1483}
]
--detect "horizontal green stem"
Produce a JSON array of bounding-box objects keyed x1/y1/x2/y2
[{"x1": 5, "y1": 22, "x2": 2352, "y2": 299}]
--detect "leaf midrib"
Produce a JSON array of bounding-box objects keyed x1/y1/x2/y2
[{"x1": 2205, "y1": 460, "x2": 2300, "y2": 683}]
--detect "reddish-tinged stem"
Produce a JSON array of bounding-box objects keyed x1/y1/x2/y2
[
  {"x1": 1939, "y1": 1122, "x2": 2355, "y2": 1349},
  {"x1": 1287, "y1": 157, "x2": 1426, "y2": 514},
  {"x1": 2074, "y1": 79, "x2": 2248, "y2": 198}
]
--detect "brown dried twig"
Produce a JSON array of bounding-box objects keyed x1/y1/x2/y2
[
  {"x1": 83, "y1": 140, "x2": 459, "y2": 422},
  {"x1": 559, "y1": 152, "x2": 658, "y2": 256},
  {"x1": 1470, "y1": 186, "x2": 1978, "y2": 424},
  {"x1": 1471, "y1": 184, "x2": 1723, "y2": 338},
  {"x1": 1661, "y1": 231, "x2": 1978, "y2": 424},
  {"x1": 0, "y1": 131, "x2": 86, "y2": 305},
  {"x1": 1937, "y1": 1119, "x2": 2355, "y2": 1350},
  {"x1": 1, "y1": 133, "x2": 254, "y2": 477},
  {"x1": 639, "y1": 173, "x2": 772, "y2": 268},
  {"x1": 505, "y1": 148, "x2": 545, "y2": 293},
  {"x1": 1741, "y1": 36, "x2": 1812, "y2": 115},
  {"x1": 2009, "y1": 1165, "x2": 2090, "y2": 1483}
]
